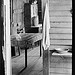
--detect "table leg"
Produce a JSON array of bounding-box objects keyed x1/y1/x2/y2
[
  {"x1": 18, "y1": 48, "x2": 27, "y2": 74},
  {"x1": 18, "y1": 47, "x2": 20, "y2": 56},
  {"x1": 40, "y1": 40, "x2": 42, "y2": 57},
  {"x1": 25, "y1": 48, "x2": 27, "y2": 68}
]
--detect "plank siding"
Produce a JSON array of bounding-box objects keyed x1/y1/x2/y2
[
  {"x1": 49, "y1": 11, "x2": 72, "y2": 17},
  {"x1": 50, "y1": 68, "x2": 72, "y2": 74},
  {"x1": 50, "y1": 28, "x2": 72, "y2": 34},
  {"x1": 50, "y1": 17, "x2": 72, "y2": 22},
  {"x1": 50, "y1": 34, "x2": 72, "y2": 40},
  {"x1": 49, "y1": 0, "x2": 72, "y2": 50},
  {"x1": 13, "y1": 0, "x2": 17, "y2": 10},
  {"x1": 49, "y1": 45, "x2": 72, "y2": 50},
  {"x1": 50, "y1": 23, "x2": 72, "y2": 28},
  {"x1": 13, "y1": 13, "x2": 17, "y2": 23},
  {"x1": 12, "y1": 0, "x2": 29, "y2": 35},
  {"x1": 50, "y1": 40, "x2": 72, "y2": 45},
  {"x1": 49, "y1": 0, "x2": 72, "y2": 5},
  {"x1": 49, "y1": 6, "x2": 72, "y2": 11}
]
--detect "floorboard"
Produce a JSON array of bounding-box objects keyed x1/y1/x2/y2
[{"x1": 12, "y1": 46, "x2": 72, "y2": 75}]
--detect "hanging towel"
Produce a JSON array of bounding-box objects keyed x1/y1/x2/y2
[{"x1": 42, "y1": 3, "x2": 50, "y2": 50}]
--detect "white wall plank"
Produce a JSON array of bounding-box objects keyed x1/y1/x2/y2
[
  {"x1": 50, "y1": 40, "x2": 72, "y2": 45},
  {"x1": 50, "y1": 34, "x2": 72, "y2": 40},
  {"x1": 50, "y1": 62, "x2": 72, "y2": 68},
  {"x1": 50, "y1": 17, "x2": 72, "y2": 22},
  {"x1": 49, "y1": 5, "x2": 72, "y2": 10},
  {"x1": 49, "y1": 0, "x2": 72, "y2": 5},
  {"x1": 13, "y1": 9, "x2": 23, "y2": 13},
  {"x1": 50, "y1": 28, "x2": 72, "y2": 34},
  {"x1": 49, "y1": 45, "x2": 72, "y2": 50},
  {"x1": 13, "y1": 0, "x2": 17, "y2": 9},
  {"x1": 50, "y1": 68, "x2": 72, "y2": 74},
  {"x1": 49, "y1": 11, "x2": 72, "y2": 17},
  {"x1": 49, "y1": 3, "x2": 72, "y2": 6},
  {"x1": 50, "y1": 23, "x2": 72, "y2": 28},
  {"x1": 17, "y1": 0, "x2": 24, "y2": 9}
]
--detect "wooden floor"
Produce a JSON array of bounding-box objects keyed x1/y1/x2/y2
[{"x1": 12, "y1": 46, "x2": 72, "y2": 75}]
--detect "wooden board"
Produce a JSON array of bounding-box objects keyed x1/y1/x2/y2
[
  {"x1": 13, "y1": 9, "x2": 23, "y2": 13},
  {"x1": 17, "y1": 0, "x2": 23, "y2": 9},
  {"x1": 50, "y1": 62, "x2": 72, "y2": 69},
  {"x1": 49, "y1": 73, "x2": 71, "y2": 75},
  {"x1": 13, "y1": 13, "x2": 17, "y2": 23},
  {"x1": 49, "y1": 45, "x2": 72, "y2": 50},
  {"x1": 50, "y1": 34, "x2": 72, "y2": 40},
  {"x1": 50, "y1": 55, "x2": 72, "y2": 63},
  {"x1": 49, "y1": 11, "x2": 72, "y2": 17},
  {"x1": 50, "y1": 68, "x2": 72, "y2": 74},
  {"x1": 49, "y1": 0, "x2": 72, "y2": 5},
  {"x1": 50, "y1": 40, "x2": 72, "y2": 45},
  {"x1": 43, "y1": 50, "x2": 50, "y2": 75},
  {"x1": 50, "y1": 23, "x2": 72, "y2": 28},
  {"x1": 50, "y1": 17, "x2": 72, "y2": 22},
  {"x1": 50, "y1": 28, "x2": 72, "y2": 34},
  {"x1": 17, "y1": 13, "x2": 23, "y2": 23},
  {"x1": 49, "y1": 3, "x2": 72, "y2": 6},
  {"x1": 49, "y1": 6, "x2": 72, "y2": 11},
  {"x1": 13, "y1": 0, "x2": 17, "y2": 9}
]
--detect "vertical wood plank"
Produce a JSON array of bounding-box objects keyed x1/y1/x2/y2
[
  {"x1": 5, "y1": 0, "x2": 12, "y2": 75},
  {"x1": 42, "y1": 0, "x2": 50, "y2": 75},
  {"x1": 43, "y1": 50, "x2": 50, "y2": 75}
]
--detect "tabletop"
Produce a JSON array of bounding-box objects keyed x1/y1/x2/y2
[{"x1": 11, "y1": 33, "x2": 42, "y2": 48}]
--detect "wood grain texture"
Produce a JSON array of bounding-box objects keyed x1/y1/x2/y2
[
  {"x1": 49, "y1": 11, "x2": 72, "y2": 17},
  {"x1": 49, "y1": 5, "x2": 72, "y2": 10},
  {"x1": 49, "y1": 0, "x2": 72, "y2": 5},
  {"x1": 49, "y1": 73, "x2": 71, "y2": 75},
  {"x1": 50, "y1": 68, "x2": 72, "y2": 74},
  {"x1": 13, "y1": 9, "x2": 23, "y2": 13},
  {"x1": 48, "y1": 0, "x2": 72, "y2": 50},
  {"x1": 50, "y1": 23, "x2": 72, "y2": 28},
  {"x1": 12, "y1": 46, "x2": 72, "y2": 75},
  {"x1": 50, "y1": 34, "x2": 72, "y2": 40},
  {"x1": 43, "y1": 50, "x2": 50, "y2": 75},
  {"x1": 13, "y1": 0, "x2": 17, "y2": 9},
  {"x1": 50, "y1": 17, "x2": 72, "y2": 22},
  {"x1": 49, "y1": 45, "x2": 72, "y2": 50},
  {"x1": 50, "y1": 40, "x2": 72, "y2": 45},
  {"x1": 17, "y1": 13, "x2": 23, "y2": 23},
  {"x1": 50, "y1": 55, "x2": 72, "y2": 63},
  {"x1": 17, "y1": 0, "x2": 23, "y2": 9},
  {"x1": 13, "y1": 13, "x2": 17, "y2": 23},
  {"x1": 50, "y1": 62, "x2": 72, "y2": 68},
  {"x1": 50, "y1": 28, "x2": 72, "y2": 34}
]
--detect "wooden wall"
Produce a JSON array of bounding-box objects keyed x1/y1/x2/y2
[
  {"x1": 49, "y1": 0, "x2": 72, "y2": 50},
  {"x1": 11, "y1": 0, "x2": 42, "y2": 35},
  {"x1": 13, "y1": 0, "x2": 27, "y2": 24},
  {"x1": 12, "y1": 0, "x2": 72, "y2": 50},
  {"x1": 11, "y1": 0, "x2": 29, "y2": 35}
]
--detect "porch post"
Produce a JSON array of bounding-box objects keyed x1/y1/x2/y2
[
  {"x1": 41, "y1": 0, "x2": 50, "y2": 75},
  {"x1": 4, "y1": 0, "x2": 12, "y2": 75}
]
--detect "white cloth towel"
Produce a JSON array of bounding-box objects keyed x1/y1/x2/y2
[{"x1": 42, "y1": 3, "x2": 50, "y2": 50}]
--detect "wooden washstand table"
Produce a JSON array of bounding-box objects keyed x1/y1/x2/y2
[{"x1": 11, "y1": 33, "x2": 42, "y2": 72}]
